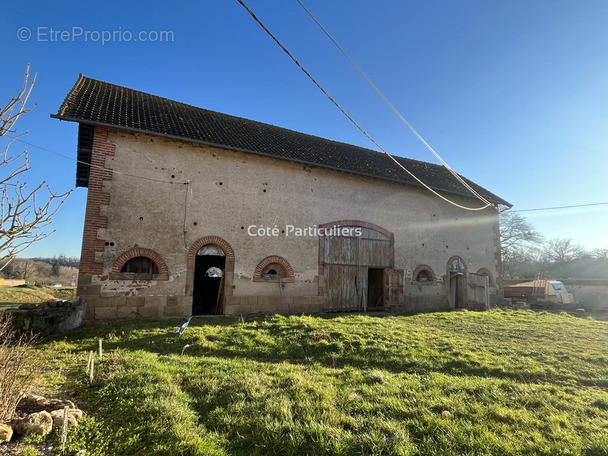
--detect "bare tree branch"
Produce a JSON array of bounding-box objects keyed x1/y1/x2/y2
[{"x1": 0, "y1": 65, "x2": 72, "y2": 270}]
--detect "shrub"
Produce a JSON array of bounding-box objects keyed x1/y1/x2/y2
[{"x1": 0, "y1": 311, "x2": 38, "y2": 422}]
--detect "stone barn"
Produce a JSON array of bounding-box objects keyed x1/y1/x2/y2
[{"x1": 52, "y1": 76, "x2": 511, "y2": 323}]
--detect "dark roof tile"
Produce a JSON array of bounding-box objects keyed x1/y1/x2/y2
[{"x1": 52, "y1": 75, "x2": 510, "y2": 207}]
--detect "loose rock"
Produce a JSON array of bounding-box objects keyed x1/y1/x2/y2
[
  {"x1": 0, "y1": 423, "x2": 13, "y2": 443},
  {"x1": 50, "y1": 409, "x2": 82, "y2": 428},
  {"x1": 15, "y1": 411, "x2": 53, "y2": 436}
]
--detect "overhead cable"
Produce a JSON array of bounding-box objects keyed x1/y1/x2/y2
[
  {"x1": 510, "y1": 202, "x2": 608, "y2": 213},
  {"x1": 237, "y1": 0, "x2": 493, "y2": 211},
  {"x1": 296, "y1": 0, "x2": 493, "y2": 208},
  {"x1": 6, "y1": 136, "x2": 179, "y2": 185}
]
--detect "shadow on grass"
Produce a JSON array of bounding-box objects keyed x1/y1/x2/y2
[{"x1": 47, "y1": 314, "x2": 608, "y2": 388}]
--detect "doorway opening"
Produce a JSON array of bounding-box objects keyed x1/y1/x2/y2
[
  {"x1": 193, "y1": 245, "x2": 225, "y2": 315},
  {"x1": 367, "y1": 268, "x2": 384, "y2": 311}
]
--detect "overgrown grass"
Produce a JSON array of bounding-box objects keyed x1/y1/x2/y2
[
  {"x1": 0, "y1": 285, "x2": 76, "y2": 308},
  {"x1": 32, "y1": 310, "x2": 608, "y2": 455}
]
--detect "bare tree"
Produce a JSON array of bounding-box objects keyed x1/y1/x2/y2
[
  {"x1": 542, "y1": 238, "x2": 586, "y2": 264},
  {"x1": 591, "y1": 248, "x2": 608, "y2": 261},
  {"x1": 1, "y1": 65, "x2": 71, "y2": 270}
]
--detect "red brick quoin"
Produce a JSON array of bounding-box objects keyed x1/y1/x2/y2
[{"x1": 80, "y1": 126, "x2": 115, "y2": 275}]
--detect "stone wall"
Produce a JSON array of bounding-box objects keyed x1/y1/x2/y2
[
  {"x1": 77, "y1": 127, "x2": 502, "y2": 321},
  {"x1": 8, "y1": 300, "x2": 82, "y2": 336}
]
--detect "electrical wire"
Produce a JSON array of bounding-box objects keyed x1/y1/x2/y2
[
  {"x1": 5, "y1": 135, "x2": 180, "y2": 185},
  {"x1": 295, "y1": 0, "x2": 493, "y2": 208},
  {"x1": 510, "y1": 202, "x2": 608, "y2": 213},
  {"x1": 237, "y1": 0, "x2": 493, "y2": 211}
]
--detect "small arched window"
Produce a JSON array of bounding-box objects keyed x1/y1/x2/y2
[
  {"x1": 262, "y1": 263, "x2": 284, "y2": 279},
  {"x1": 120, "y1": 257, "x2": 159, "y2": 277},
  {"x1": 416, "y1": 270, "x2": 431, "y2": 282},
  {"x1": 412, "y1": 264, "x2": 436, "y2": 283}
]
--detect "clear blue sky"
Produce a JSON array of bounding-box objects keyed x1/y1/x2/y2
[{"x1": 1, "y1": 0, "x2": 607, "y2": 258}]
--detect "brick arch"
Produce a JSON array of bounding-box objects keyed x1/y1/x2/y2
[
  {"x1": 253, "y1": 256, "x2": 295, "y2": 279},
  {"x1": 412, "y1": 264, "x2": 436, "y2": 282},
  {"x1": 476, "y1": 268, "x2": 495, "y2": 286},
  {"x1": 188, "y1": 236, "x2": 234, "y2": 260},
  {"x1": 319, "y1": 219, "x2": 393, "y2": 239},
  {"x1": 447, "y1": 255, "x2": 468, "y2": 274},
  {"x1": 112, "y1": 248, "x2": 168, "y2": 274}
]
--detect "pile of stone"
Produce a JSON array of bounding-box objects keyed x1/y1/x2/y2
[{"x1": 0, "y1": 393, "x2": 84, "y2": 445}]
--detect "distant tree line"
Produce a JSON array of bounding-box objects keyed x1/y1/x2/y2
[
  {"x1": 500, "y1": 212, "x2": 608, "y2": 279},
  {"x1": 0, "y1": 256, "x2": 79, "y2": 286},
  {"x1": 30, "y1": 255, "x2": 80, "y2": 269}
]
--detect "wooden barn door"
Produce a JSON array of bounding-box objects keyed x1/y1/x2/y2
[
  {"x1": 322, "y1": 225, "x2": 394, "y2": 312},
  {"x1": 384, "y1": 268, "x2": 404, "y2": 311},
  {"x1": 467, "y1": 273, "x2": 489, "y2": 310}
]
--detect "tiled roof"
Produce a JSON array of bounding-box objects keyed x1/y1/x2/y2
[{"x1": 52, "y1": 75, "x2": 510, "y2": 207}]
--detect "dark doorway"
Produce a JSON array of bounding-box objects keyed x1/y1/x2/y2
[
  {"x1": 367, "y1": 268, "x2": 384, "y2": 311},
  {"x1": 193, "y1": 254, "x2": 225, "y2": 315}
]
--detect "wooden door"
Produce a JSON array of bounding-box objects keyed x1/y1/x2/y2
[
  {"x1": 321, "y1": 226, "x2": 393, "y2": 312},
  {"x1": 384, "y1": 268, "x2": 404, "y2": 311}
]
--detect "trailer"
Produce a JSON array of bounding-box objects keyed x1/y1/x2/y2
[{"x1": 504, "y1": 276, "x2": 573, "y2": 307}]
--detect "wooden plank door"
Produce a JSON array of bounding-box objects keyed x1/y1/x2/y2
[{"x1": 384, "y1": 268, "x2": 404, "y2": 311}]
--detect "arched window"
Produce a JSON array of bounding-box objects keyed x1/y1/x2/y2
[
  {"x1": 120, "y1": 256, "x2": 159, "y2": 277},
  {"x1": 476, "y1": 268, "x2": 494, "y2": 286},
  {"x1": 111, "y1": 248, "x2": 168, "y2": 280},
  {"x1": 262, "y1": 263, "x2": 285, "y2": 278},
  {"x1": 253, "y1": 256, "x2": 295, "y2": 282},
  {"x1": 412, "y1": 264, "x2": 436, "y2": 283}
]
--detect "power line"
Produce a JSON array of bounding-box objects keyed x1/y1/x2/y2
[
  {"x1": 6, "y1": 135, "x2": 179, "y2": 185},
  {"x1": 295, "y1": 0, "x2": 492, "y2": 208},
  {"x1": 510, "y1": 202, "x2": 608, "y2": 213},
  {"x1": 237, "y1": 0, "x2": 493, "y2": 212}
]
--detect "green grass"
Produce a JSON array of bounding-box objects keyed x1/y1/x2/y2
[
  {"x1": 0, "y1": 285, "x2": 76, "y2": 309},
  {"x1": 30, "y1": 310, "x2": 608, "y2": 455}
]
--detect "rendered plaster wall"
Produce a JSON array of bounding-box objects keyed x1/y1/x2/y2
[{"x1": 78, "y1": 127, "x2": 501, "y2": 320}]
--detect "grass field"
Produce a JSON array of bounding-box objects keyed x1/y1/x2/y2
[
  {"x1": 0, "y1": 285, "x2": 77, "y2": 310},
  {"x1": 23, "y1": 310, "x2": 608, "y2": 455}
]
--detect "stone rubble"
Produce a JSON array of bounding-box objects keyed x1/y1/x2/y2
[{"x1": 0, "y1": 393, "x2": 84, "y2": 445}]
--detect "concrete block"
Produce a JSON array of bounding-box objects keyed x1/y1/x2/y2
[
  {"x1": 126, "y1": 296, "x2": 145, "y2": 307},
  {"x1": 95, "y1": 307, "x2": 117, "y2": 320},
  {"x1": 145, "y1": 296, "x2": 166, "y2": 308},
  {"x1": 166, "y1": 296, "x2": 179, "y2": 307},
  {"x1": 79, "y1": 285, "x2": 101, "y2": 296},
  {"x1": 117, "y1": 306, "x2": 138, "y2": 319},
  {"x1": 85, "y1": 297, "x2": 107, "y2": 308},
  {"x1": 77, "y1": 274, "x2": 93, "y2": 286},
  {"x1": 226, "y1": 296, "x2": 241, "y2": 307},
  {"x1": 267, "y1": 296, "x2": 282, "y2": 313},
  {"x1": 288, "y1": 300, "x2": 302, "y2": 314},
  {"x1": 137, "y1": 306, "x2": 161, "y2": 318},
  {"x1": 83, "y1": 307, "x2": 95, "y2": 321},
  {"x1": 164, "y1": 304, "x2": 185, "y2": 317},
  {"x1": 293, "y1": 296, "x2": 311, "y2": 307},
  {"x1": 233, "y1": 303, "x2": 250, "y2": 315}
]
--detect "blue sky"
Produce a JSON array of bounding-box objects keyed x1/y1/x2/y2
[{"x1": 1, "y1": 0, "x2": 607, "y2": 258}]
